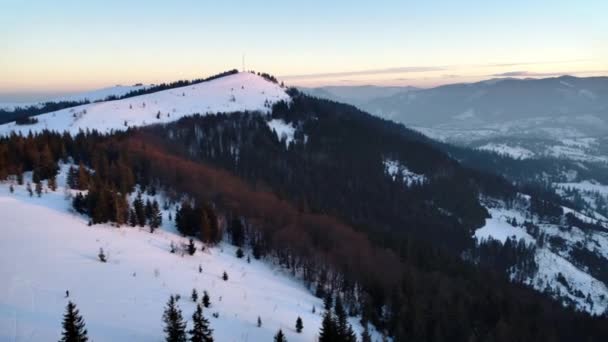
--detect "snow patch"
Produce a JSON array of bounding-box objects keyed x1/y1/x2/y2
[
  {"x1": 383, "y1": 159, "x2": 426, "y2": 186},
  {"x1": 267, "y1": 119, "x2": 296, "y2": 146}
]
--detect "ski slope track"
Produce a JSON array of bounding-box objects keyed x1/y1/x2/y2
[
  {"x1": 0, "y1": 167, "x2": 380, "y2": 341},
  {"x1": 0, "y1": 72, "x2": 290, "y2": 136}
]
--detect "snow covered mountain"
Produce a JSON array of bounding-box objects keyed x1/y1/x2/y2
[
  {"x1": 0, "y1": 166, "x2": 378, "y2": 341},
  {"x1": 0, "y1": 72, "x2": 289, "y2": 136},
  {"x1": 2, "y1": 71, "x2": 608, "y2": 340},
  {"x1": 305, "y1": 76, "x2": 608, "y2": 164}
]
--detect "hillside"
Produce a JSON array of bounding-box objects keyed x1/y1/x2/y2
[
  {"x1": 0, "y1": 72, "x2": 289, "y2": 136},
  {"x1": 0, "y1": 166, "x2": 378, "y2": 341}
]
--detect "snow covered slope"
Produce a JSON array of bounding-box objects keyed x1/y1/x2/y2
[
  {"x1": 0, "y1": 169, "x2": 376, "y2": 341},
  {"x1": 0, "y1": 72, "x2": 289, "y2": 136},
  {"x1": 0, "y1": 85, "x2": 151, "y2": 111},
  {"x1": 474, "y1": 200, "x2": 608, "y2": 314}
]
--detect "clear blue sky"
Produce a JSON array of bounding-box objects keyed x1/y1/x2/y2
[{"x1": 1, "y1": 0, "x2": 606, "y2": 96}]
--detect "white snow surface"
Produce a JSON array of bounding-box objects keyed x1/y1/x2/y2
[
  {"x1": 474, "y1": 207, "x2": 534, "y2": 244},
  {"x1": 267, "y1": 119, "x2": 296, "y2": 146},
  {"x1": 0, "y1": 167, "x2": 379, "y2": 341},
  {"x1": 383, "y1": 159, "x2": 426, "y2": 186},
  {"x1": 0, "y1": 72, "x2": 289, "y2": 136}
]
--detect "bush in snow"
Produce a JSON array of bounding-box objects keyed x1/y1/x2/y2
[{"x1": 98, "y1": 248, "x2": 107, "y2": 263}]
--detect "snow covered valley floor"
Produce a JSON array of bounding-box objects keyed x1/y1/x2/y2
[{"x1": 0, "y1": 172, "x2": 375, "y2": 341}]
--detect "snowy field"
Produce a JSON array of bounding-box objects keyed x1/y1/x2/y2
[
  {"x1": 0, "y1": 169, "x2": 378, "y2": 341},
  {"x1": 0, "y1": 72, "x2": 289, "y2": 136}
]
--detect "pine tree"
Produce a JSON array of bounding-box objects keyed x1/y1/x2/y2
[
  {"x1": 191, "y1": 289, "x2": 198, "y2": 302},
  {"x1": 189, "y1": 304, "x2": 213, "y2": 342},
  {"x1": 188, "y1": 239, "x2": 196, "y2": 255},
  {"x1": 145, "y1": 198, "x2": 153, "y2": 222},
  {"x1": 149, "y1": 200, "x2": 162, "y2": 232},
  {"x1": 202, "y1": 291, "x2": 210, "y2": 308},
  {"x1": 360, "y1": 325, "x2": 372, "y2": 342},
  {"x1": 319, "y1": 311, "x2": 336, "y2": 342},
  {"x1": 129, "y1": 208, "x2": 137, "y2": 227},
  {"x1": 323, "y1": 293, "x2": 333, "y2": 311},
  {"x1": 334, "y1": 296, "x2": 355, "y2": 341},
  {"x1": 274, "y1": 329, "x2": 287, "y2": 342},
  {"x1": 67, "y1": 166, "x2": 77, "y2": 189},
  {"x1": 163, "y1": 295, "x2": 187, "y2": 342},
  {"x1": 295, "y1": 316, "x2": 303, "y2": 333},
  {"x1": 133, "y1": 192, "x2": 145, "y2": 227},
  {"x1": 77, "y1": 163, "x2": 89, "y2": 190},
  {"x1": 236, "y1": 248, "x2": 244, "y2": 259},
  {"x1": 60, "y1": 301, "x2": 88, "y2": 342},
  {"x1": 48, "y1": 175, "x2": 57, "y2": 191},
  {"x1": 35, "y1": 181, "x2": 42, "y2": 197},
  {"x1": 257, "y1": 316, "x2": 262, "y2": 327}
]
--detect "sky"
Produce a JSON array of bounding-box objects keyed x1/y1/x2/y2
[{"x1": 1, "y1": 0, "x2": 607, "y2": 100}]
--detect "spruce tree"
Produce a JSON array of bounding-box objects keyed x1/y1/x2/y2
[
  {"x1": 188, "y1": 239, "x2": 196, "y2": 255},
  {"x1": 48, "y1": 175, "x2": 57, "y2": 191},
  {"x1": 27, "y1": 182, "x2": 33, "y2": 196},
  {"x1": 361, "y1": 325, "x2": 372, "y2": 342},
  {"x1": 189, "y1": 304, "x2": 213, "y2": 342},
  {"x1": 318, "y1": 311, "x2": 336, "y2": 342},
  {"x1": 129, "y1": 208, "x2": 137, "y2": 227},
  {"x1": 222, "y1": 271, "x2": 228, "y2": 281},
  {"x1": 191, "y1": 289, "x2": 198, "y2": 302},
  {"x1": 133, "y1": 192, "x2": 145, "y2": 227},
  {"x1": 163, "y1": 295, "x2": 187, "y2": 342},
  {"x1": 35, "y1": 181, "x2": 42, "y2": 197},
  {"x1": 60, "y1": 301, "x2": 88, "y2": 342},
  {"x1": 274, "y1": 329, "x2": 287, "y2": 342},
  {"x1": 149, "y1": 200, "x2": 162, "y2": 232},
  {"x1": 257, "y1": 316, "x2": 262, "y2": 327},
  {"x1": 236, "y1": 248, "x2": 244, "y2": 259},
  {"x1": 202, "y1": 291, "x2": 210, "y2": 308},
  {"x1": 295, "y1": 316, "x2": 303, "y2": 333},
  {"x1": 145, "y1": 199, "x2": 153, "y2": 222},
  {"x1": 323, "y1": 293, "x2": 332, "y2": 311},
  {"x1": 334, "y1": 296, "x2": 347, "y2": 337},
  {"x1": 67, "y1": 166, "x2": 77, "y2": 189}
]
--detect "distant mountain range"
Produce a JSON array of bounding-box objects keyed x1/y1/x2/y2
[{"x1": 302, "y1": 76, "x2": 608, "y2": 139}]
